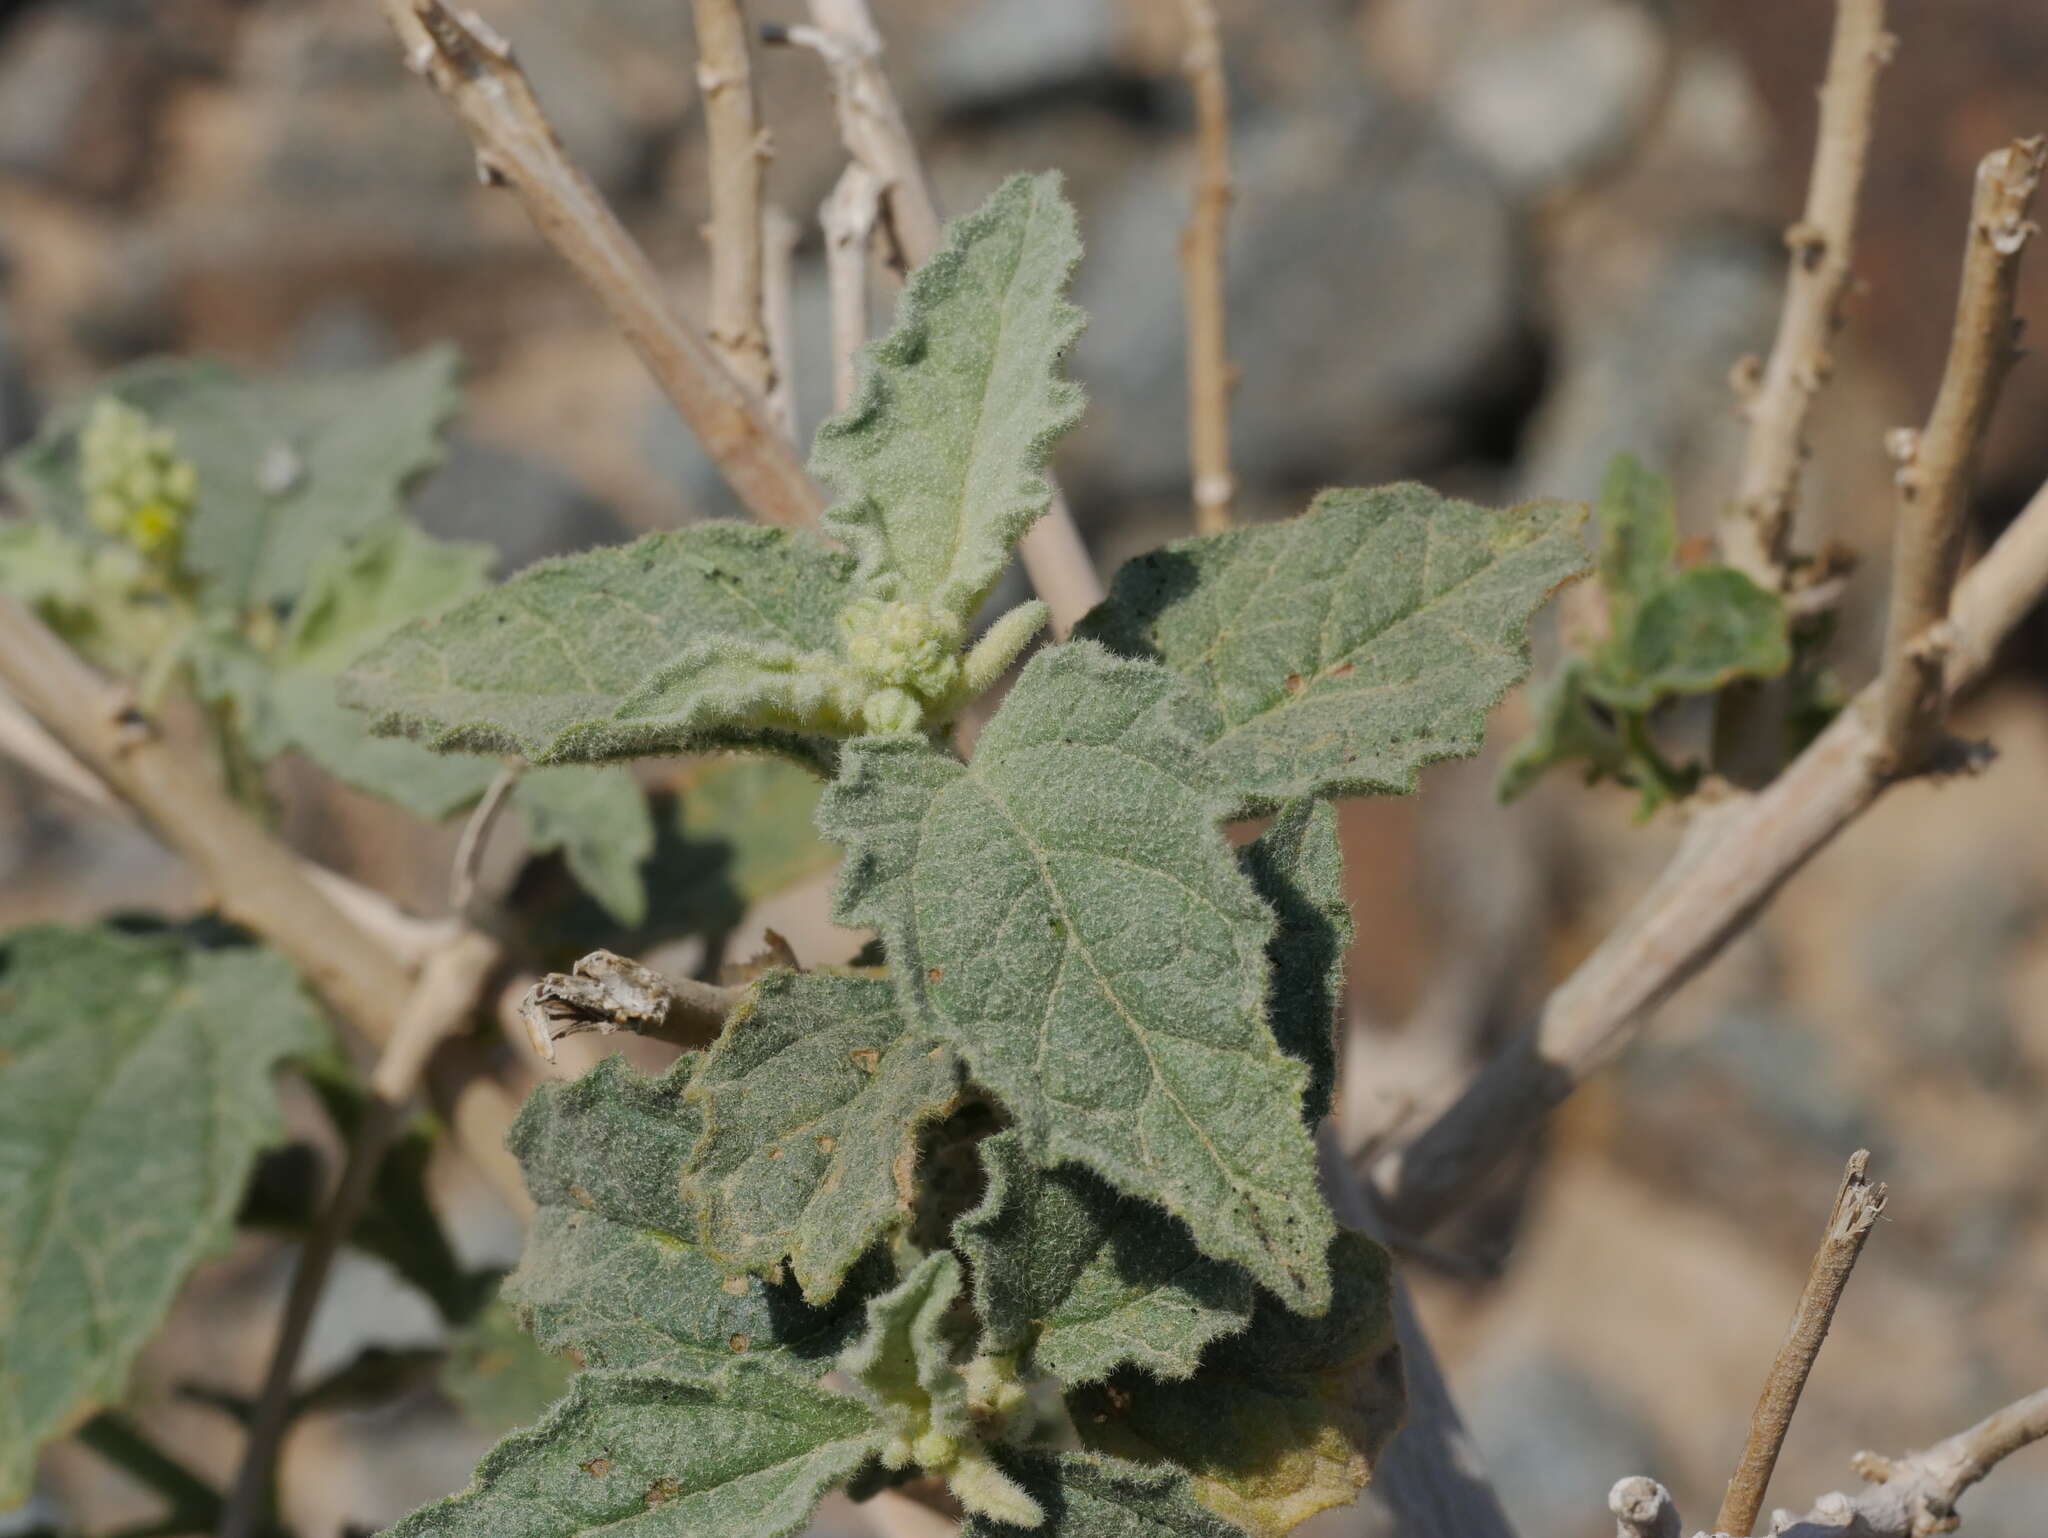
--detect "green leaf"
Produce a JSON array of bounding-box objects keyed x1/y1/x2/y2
[
  {"x1": 686, "y1": 973, "x2": 962, "y2": 1304},
  {"x1": 960, "y1": 1453, "x2": 1250, "y2": 1538},
  {"x1": 1595, "y1": 566, "x2": 1790, "y2": 710},
  {"x1": 674, "y1": 758, "x2": 838, "y2": 911},
  {"x1": 819, "y1": 643, "x2": 1334, "y2": 1314},
  {"x1": 3, "y1": 350, "x2": 462, "y2": 606},
  {"x1": 1496, "y1": 658, "x2": 1632, "y2": 804},
  {"x1": 282, "y1": 517, "x2": 496, "y2": 673},
  {"x1": 443, "y1": 1296, "x2": 579, "y2": 1435},
  {"x1": 0, "y1": 519, "x2": 93, "y2": 610},
  {"x1": 1076, "y1": 484, "x2": 1589, "y2": 810},
  {"x1": 340, "y1": 523, "x2": 859, "y2": 765},
  {"x1": 506, "y1": 1055, "x2": 864, "y2": 1377},
  {"x1": 1593, "y1": 451, "x2": 1677, "y2": 631},
  {"x1": 385, "y1": 1363, "x2": 882, "y2": 1538},
  {"x1": 956, "y1": 1130, "x2": 1252, "y2": 1385},
  {"x1": 811, "y1": 172, "x2": 1085, "y2": 621},
  {"x1": 256, "y1": 672, "x2": 500, "y2": 818},
  {"x1": 1069, "y1": 1231, "x2": 1403, "y2": 1538},
  {"x1": 1242, "y1": 801, "x2": 1351, "y2": 1124},
  {"x1": 514, "y1": 767, "x2": 656, "y2": 927},
  {"x1": 0, "y1": 926, "x2": 325, "y2": 1503}
]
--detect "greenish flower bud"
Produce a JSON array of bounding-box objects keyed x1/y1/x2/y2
[
  {"x1": 77, "y1": 397, "x2": 198, "y2": 561},
  {"x1": 860, "y1": 686, "x2": 924, "y2": 735},
  {"x1": 839, "y1": 597, "x2": 964, "y2": 700}
]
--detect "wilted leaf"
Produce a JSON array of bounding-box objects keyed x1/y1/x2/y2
[
  {"x1": 960, "y1": 1453, "x2": 1251, "y2": 1538},
  {"x1": 1070, "y1": 1232, "x2": 1403, "y2": 1538},
  {"x1": 811, "y1": 172, "x2": 1084, "y2": 622},
  {"x1": 514, "y1": 767, "x2": 656, "y2": 928},
  {"x1": 0, "y1": 927, "x2": 325, "y2": 1503},
  {"x1": 3, "y1": 350, "x2": 461, "y2": 606},
  {"x1": 686, "y1": 973, "x2": 962, "y2": 1303},
  {"x1": 1241, "y1": 801, "x2": 1351, "y2": 1124},
  {"x1": 1077, "y1": 485, "x2": 1588, "y2": 810},
  {"x1": 820, "y1": 643, "x2": 1333, "y2": 1314},
  {"x1": 505, "y1": 1055, "x2": 864, "y2": 1377},
  {"x1": 385, "y1": 1364, "x2": 882, "y2": 1538},
  {"x1": 956, "y1": 1130, "x2": 1251, "y2": 1385},
  {"x1": 340, "y1": 524, "x2": 857, "y2": 766}
]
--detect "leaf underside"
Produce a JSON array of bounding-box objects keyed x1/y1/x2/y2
[
  {"x1": 505, "y1": 1056, "x2": 862, "y2": 1378},
  {"x1": 1076, "y1": 484, "x2": 1590, "y2": 810},
  {"x1": 686, "y1": 972, "x2": 963, "y2": 1304},
  {"x1": 956, "y1": 1130, "x2": 1253, "y2": 1386},
  {"x1": 0, "y1": 927, "x2": 324, "y2": 1503},
  {"x1": 385, "y1": 1365, "x2": 881, "y2": 1538},
  {"x1": 339, "y1": 523, "x2": 857, "y2": 765},
  {"x1": 1070, "y1": 1231, "x2": 1404, "y2": 1538},
  {"x1": 819, "y1": 642, "x2": 1334, "y2": 1313},
  {"x1": 811, "y1": 171, "x2": 1085, "y2": 621}
]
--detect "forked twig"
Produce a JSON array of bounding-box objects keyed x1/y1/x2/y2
[
  {"x1": 1715, "y1": 1151, "x2": 1889, "y2": 1536},
  {"x1": 1875, "y1": 136, "x2": 2047, "y2": 772},
  {"x1": 1176, "y1": 0, "x2": 1236, "y2": 534},
  {"x1": 376, "y1": 0, "x2": 820, "y2": 529}
]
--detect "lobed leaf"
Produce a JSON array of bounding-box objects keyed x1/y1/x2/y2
[
  {"x1": 819, "y1": 642, "x2": 1334, "y2": 1313},
  {"x1": 685, "y1": 973, "x2": 962, "y2": 1304},
  {"x1": 385, "y1": 1364, "x2": 882, "y2": 1538},
  {"x1": 811, "y1": 172, "x2": 1085, "y2": 621},
  {"x1": 3, "y1": 350, "x2": 461, "y2": 606},
  {"x1": 1076, "y1": 484, "x2": 1589, "y2": 809},
  {"x1": 960, "y1": 1453, "x2": 1251, "y2": 1538},
  {"x1": 505, "y1": 1056, "x2": 862, "y2": 1378},
  {"x1": 956, "y1": 1130, "x2": 1252, "y2": 1386},
  {"x1": 339, "y1": 523, "x2": 857, "y2": 765},
  {"x1": 1069, "y1": 1231, "x2": 1403, "y2": 1538},
  {"x1": 0, "y1": 927, "x2": 325, "y2": 1503},
  {"x1": 1241, "y1": 801, "x2": 1352, "y2": 1123}
]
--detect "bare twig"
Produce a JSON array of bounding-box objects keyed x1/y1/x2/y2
[
  {"x1": 220, "y1": 933, "x2": 500, "y2": 1538},
  {"x1": 762, "y1": 203, "x2": 801, "y2": 440},
  {"x1": 1875, "y1": 136, "x2": 2047, "y2": 772},
  {"x1": 1370, "y1": 471, "x2": 2048, "y2": 1235},
  {"x1": 1612, "y1": 1386, "x2": 2048, "y2": 1538},
  {"x1": 692, "y1": 0, "x2": 775, "y2": 400},
  {"x1": 0, "y1": 591, "x2": 526, "y2": 1211},
  {"x1": 517, "y1": 948, "x2": 743, "y2": 1061},
  {"x1": 1721, "y1": 0, "x2": 1891, "y2": 588},
  {"x1": 1609, "y1": 1477, "x2": 1680, "y2": 1538},
  {"x1": 448, "y1": 760, "x2": 521, "y2": 916},
  {"x1": 1715, "y1": 1151, "x2": 1889, "y2": 1536},
  {"x1": 779, "y1": 0, "x2": 1107, "y2": 633},
  {"x1": 376, "y1": 0, "x2": 819, "y2": 529},
  {"x1": 823, "y1": 162, "x2": 883, "y2": 413},
  {"x1": 1176, "y1": 0, "x2": 1236, "y2": 534}
]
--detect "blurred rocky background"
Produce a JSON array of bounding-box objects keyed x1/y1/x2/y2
[{"x1": 2, "y1": 1, "x2": 2047, "y2": 1536}]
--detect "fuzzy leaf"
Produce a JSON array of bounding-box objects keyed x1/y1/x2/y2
[
  {"x1": 956, "y1": 1130, "x2": 1252, "y2": 1385},
  {"x1": 686, "y1": 973, "x2": 962, "y2": 1304},
  {"x1": 0, "y1": 927, "x2": 325, "y2": 1503},
  {"x1": 256, "y1": 672, "x2": 500, "y2": 818},
  {"x1": 820, "y1": 643, "x2": 1334, "y2": 1313},
  {"x1": 505, "y1": 1056, "x2": 864, "y2": 1377},
  {"x1": 811, "y1": 172, "x2": 1085, "y2": 621},
  {"x1": 3, "y1": 350, "x2": 461, "y2": 606},
  {"x1": 385, "y1": 1364, "x2": 882, "y2": 1538},
  {"x1": 514, "y1": 767, "x2": 656, "y2": 927},
  {"x1": 442, "y1": 1297, "x2": 579, "y2": 1435},
  {"x1": 674, "y1": 758, "x2": 838, "y2": 910},
  {"x1": 1070, "y1": 1231, "x2": 1403, "y2": 1538},
  {"x1": 841, "y1": 1252, "x2": 969, "y2": 1438},
  {"x1": 1595, "y1": 566, "x2": 1790, "y2": 710},
  {"x1": 340, "y1": 524, "x2": 857, "y2": 765},
  {"x1": 960, "y1": 1453, "x2": 1250, "y2": 1538},
  {"x1": 1076, "y1": 484, "x2": 1589, "y2": 809},
  {"x1": 1242, "y1": 801, "x2": 1351, "y2": 1123},
  {"x1": 282, "y1": 517, "x2": 496, "y2": 673}
]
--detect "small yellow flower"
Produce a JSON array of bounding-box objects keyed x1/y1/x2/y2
[{"x1": 78, "y1": 398, "x2": 198, "y2": 561}]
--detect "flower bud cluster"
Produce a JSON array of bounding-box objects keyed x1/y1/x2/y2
[
  {"x1": 838, "y1": 597, "x2": 965, "y2": 734},
  {"x1": 80, "y1": 398, "x2": 198, "y2": 560}
]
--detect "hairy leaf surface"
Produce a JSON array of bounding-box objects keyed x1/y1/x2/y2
[
  {"x1": 514, "y1": 766, "x2": 656, "y2": 927},
  {"x1": 506, "y1": 1056, "x2": 861, "y2": 1377},
  {"x1": 686, "y1": 973, "x2": 961, "y2": 1303},
  {"x1": 442, "y1": 1297, "x2": 578, "y2": 1435},
  {"x1": 956, "y1": 1131, "x2": 1251, "y2": 1385},
  {"x1": 820, "y1": 643, "x2": 1333, "y2": 1312},
  {"x1": 811, "y1": 172, "x2": 1084, "y2": 620},
  {"x1": 960, "y1": 1453, "x2": 1250, "y2": 1538},
  {"x1": 1242, "y1": 801, "x2": 1351, "y2": 1123},
  {"x1": 1070, "y1": 1232, "x2": 1403, "y2": 1538},
  {"x1": 340, "y1": 524, "x2": 858, "y2": 763},
  {"x1": 4, "y1": 351, "x2": 460, "y2": 605},
  {"x1": 385, "y1": 1364, "x2": 881, "y2": 1538},
  {"x1": 1077, "y1": 485, "x2": 1588, "y2": 808},
  {"x1": 0, "y1": 927, "x2": 324, "y2": 1502}
]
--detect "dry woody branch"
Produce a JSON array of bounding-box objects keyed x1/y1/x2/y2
[
  {"x1": 1177, "y1": 0, "x2": 1236, "y2": 534},
  {"x1": 692, "y1": 0, "x2": 776, "y2": 400}
]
